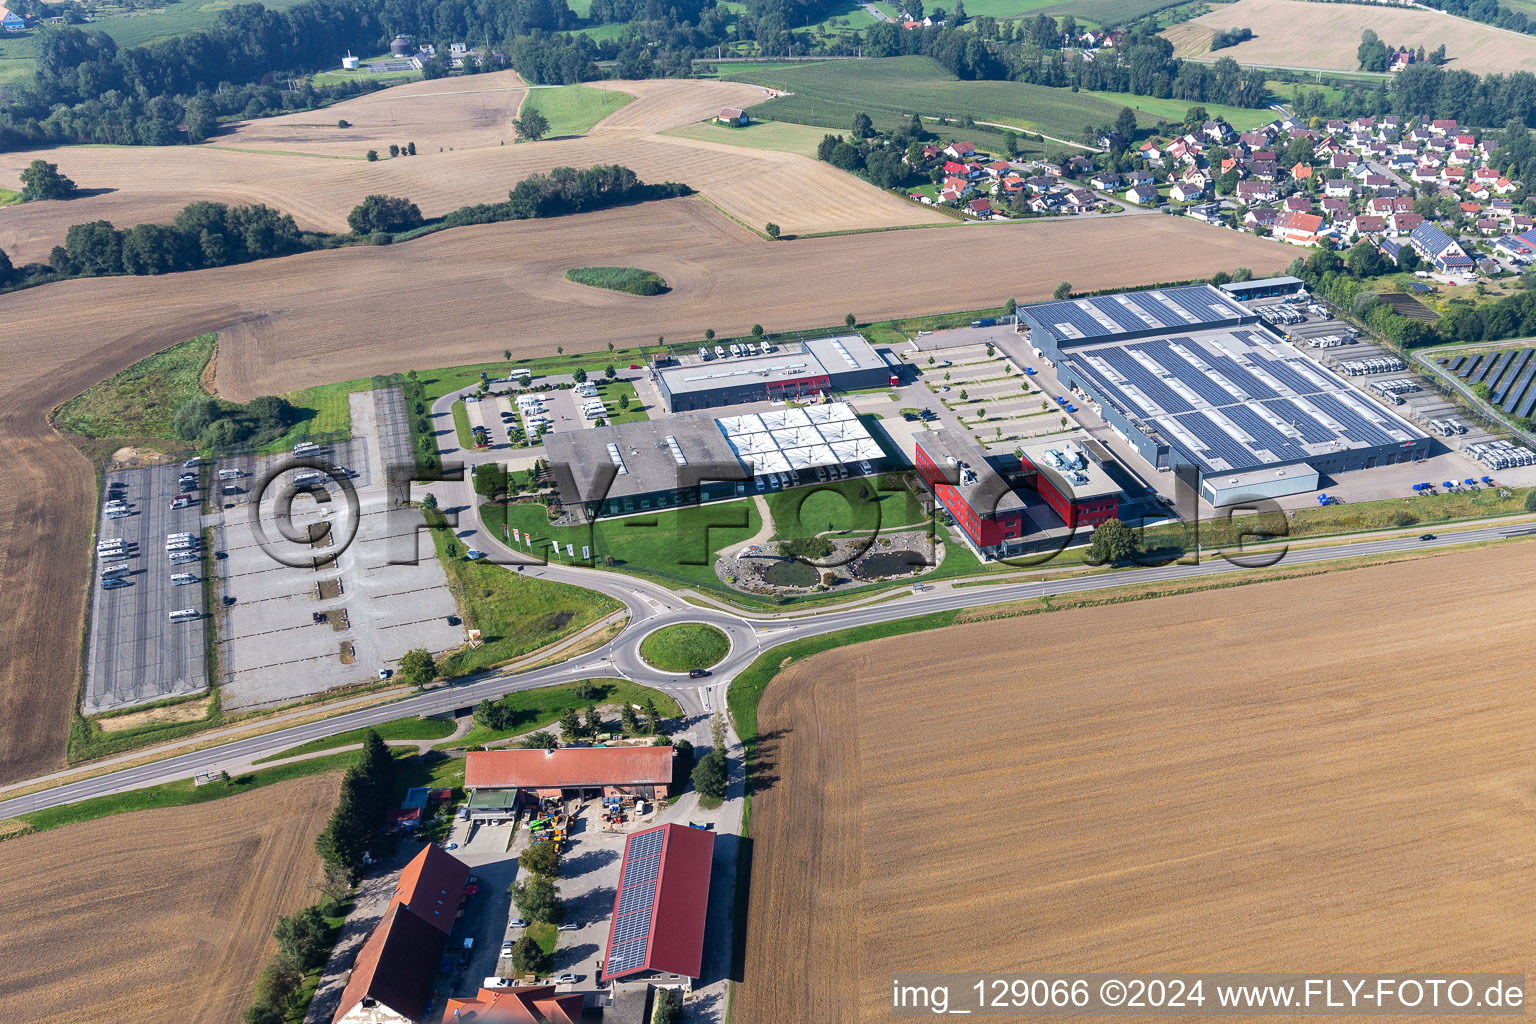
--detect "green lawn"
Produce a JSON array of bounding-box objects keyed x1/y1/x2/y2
[
  {"x1": 639, "y1": 623, "x2": 730, "y2": 672},
  {"x1": 565, "y1": 266, "x2": 669, "y2": 296},
  {"x1": 54, "y1": 333, "x2": 215, "y2": 439},
  {"x1": 280, "y1": 377, "x2": 374, "y2": 441},
  {"x1": 253, "y1": 716, "x2": 457, "y2": 763},
  {"x1": 479, "y1": 498, "x2": 762, "y2": 591},
  {"x1": 426, "y1": 510, "x2": 624, "y2": 677},
  {"x1": 1077, "y1": 90, "x2": 1274, "y2": 131},
  {"x1": 596, "y1": 378, "x2": 648, "y2": 425},
  {"x1": 661, "y1": 118, "x2": 830, "y2": 158},
  {"x1": 520, "y1": 83, "x2": 633, "y2": 138},
  {"x1": 1, "y1": 748, "x2": 369, "y2": 836},
  {"x1": 442, "y1": 678, "x2": 682, "y2": 748},
  {"x1": 726, "y1": 56, "x2": 1157, "y2": 143},
  {"x1": 452, "y1": 399, "x2": 478, "y2": 449},
  {"x1": 766, "y1": 476, "x2": 929, "y2": 539},
  {"x1": 557, "y1": 21, "x2": 631, "y2": 43}
]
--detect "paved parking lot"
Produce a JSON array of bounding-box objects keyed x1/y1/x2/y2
[
  {"x1": 83, "y1": 461, "x2": 208, "y2": 714},
  {"x1": 212, "y1": 389, "x2": 463, "y2": 710}
]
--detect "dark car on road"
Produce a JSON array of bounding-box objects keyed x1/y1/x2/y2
[
  {"x1": 688, "y1": 669, "x2": 710, "y2": 679},
  {"x1": 1419, "y1": 533, "x2": 1436, "y2": 541}
]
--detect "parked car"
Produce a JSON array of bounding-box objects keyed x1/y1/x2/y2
[
  {"x1": 378, "y1": 668, "x2": 393, "y2": 680},
  {"x1": 501, "y1": 940, "x2": 515, "y2": 957},
  {"x1": 557, "y1": 922, "x2": 579, "y2": 931},
  {"x1": 554, "y1": 974, "x2": 580, "y2": 984},
  {"x1": 508, "y1": 918, "x2": 529, "y2": 929}
]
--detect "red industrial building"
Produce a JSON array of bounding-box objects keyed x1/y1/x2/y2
[
  {"x1": 600, "y1": 823, "x2": 716, "y2": 989},
  {"x1": 1016, "y1": 440, "x2": 1120, "y2": 529},
  {"x1": 464, "y1": 747, "x2": 674, "y2": 818},
  {"x1": 913, "y1": 430, "x2": 1027, "y2": 558}
]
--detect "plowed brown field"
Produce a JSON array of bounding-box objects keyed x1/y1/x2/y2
[
  {"x1": 1167, "y1": 0, "x2": 1536, "y2": 74},
  {"x1": 0, "y1": 773, "x2": 339, "y2": 1024},
  {"x1": 0, "y1": 73, "x2": 948, "y2": 263},
  {"x1": 736, "y1": 541, "x2": 1536, "y2": 1023},
  {"x1": 0, "y1": 200, "x2": 1285, "y2": 784}
]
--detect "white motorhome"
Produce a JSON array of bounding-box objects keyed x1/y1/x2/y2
[{"x1": 169, "y1": 608, "x2": 200, "y2": 622}]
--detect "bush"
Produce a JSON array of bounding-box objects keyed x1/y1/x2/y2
[
  {"x1": 348, "y1": 194, "x2": 423, "y2": 234},
  {"x1": 1391, "y1": 509, "x2": 1419, "y2": 527}
]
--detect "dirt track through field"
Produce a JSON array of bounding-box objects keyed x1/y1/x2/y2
[
  {"x1": 736, "y1": 542, "x2": 1536, "y2": 1023},
  {"x1": 0, "y1": 198, "x2": 1283, "y2": 784},
  {"x1": 0, "y1": 773, "x2": 339, "y2": 1024},
  {"x1": 1168, "y1": 0, "x2": 1536, "y2": 74},
  {"x1": 0, "y1": 73, "x2": 949, "y2": 263}
]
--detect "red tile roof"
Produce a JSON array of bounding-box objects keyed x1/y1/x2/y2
[
  {"x1": 441, "y1": 986, "x2": 584, "y2": 1023},
  {"x1": 392, "y1": 844, "x2": 471, "y2": 935},
  {"x1": 466, "y1": 747, "x2": 673, "y2": 790},
  {"x1": 601, "y1": 824, "x2": 715, "y2": 983},
  {"x1": 333, "y1": 905, "x2": 445, "y2": 1024}
]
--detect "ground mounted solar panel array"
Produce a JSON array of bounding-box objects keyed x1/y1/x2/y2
[
  {"x1": 606, "y1": 827, "x2": 667, "y2": 977},
  {"x1": 1452, "y1": 348, "x2": 1536, "y2": 420}
]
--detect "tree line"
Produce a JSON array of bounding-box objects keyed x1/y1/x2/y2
[{"x1": 0, "y1": 164, "x2": 684, "y2": 294}]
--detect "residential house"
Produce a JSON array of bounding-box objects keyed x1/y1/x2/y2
[
  {"x1": 1275, "y1": 210, "x2": 1326, "y2": 246},
  {"x1": 1478, "y1": 217, "x2": 1501, "y2": 235},
  {"x1": 0, "y1": 6, "x2": 22, "y2": 30},
  {"x1": 964, "y1": 197, "x2": 995, "y2": 219},
  {"x1": 440, "y1": 986, "x2": 584, "y2": 1024},
  {"x1": 1410, "y1": 221, "x2": 1475, "y2": 273},
  {"x1": 1024, "y1": 174, "x2": 1056, "y2": 193},
  {"x1": 1284, "y1": 195, "x2": 1314, "y2": 212},
  {"x1": 1460, "y1": 201, "x2": 1482, "y2": 216},
  {"x1": 1203, "y1": 119, "x2": 1235, "y2": 143},
  {"x1": 939, "y1": 177, "x2": 973, "y2": 202},
  {"x1": 1321, "y1": 197, "x2": 1351, "y2": 220},
  {"x1": 1361, "y1": 173, "x2": 1391, "y2": 189},
  {"x1": 1124, "y1": 169, "x2": 1156, "y2": 187},
  {"x1": 944, "y1": 141, "x2": 976, "y2": 160},
  {"x1": 332, "y1": 907, "x2": 446, "y2": 1024},
  {"x1": 985, "y1": 160, "x2": 1012, "y2": 178},
  {"x1": 1089, "y1": 171, "x2": 1122, "y2": 190},
  {"x1": 1235, "y1": 180, "x2": 1277, "y2": 203},
  {"x1": 1139, "y1": 140, "x2": 1163, "y2": 163},
  {"x1": 1186, "y1": 202, "x2": 1225, "y2": 224},
  {"x1": 1430, "y1": 119, "x2": 1458, "y2": 135},
  {"x1": 1170, "y1": 181, "x2": 1205, "y2": 202},
  {"x1": 1495, "y1": 177, "x2": 1519, "y2": 195},
  {"x1": 1291, "y1": 162, "x2": 1314, "y2": 182},
  {"x1": 1411, "y1": 165, "x2": 1439, "y2": 185},
  {"x1": 1324, "y1": 178, "x2": 1354, "y2": 198},
  {"x1": 1349, "y1": 214, "x2": 1387, "y2": 239},
  {"x1": 1449, "y1": 148, "x2": 1474, "y2": 166},
  {"x1": 1067, "y1": 188, "x2": 1099, "y2": 209},
  {"x1": 919, "y1": 144, "x2": 944, "y2": 163},
  {"x1": 1513, "y1": 214, "x2": 1534, "y2": 233},
  {"x1": 1388, "y1": 212, "x2": 1423, "y2": 235},
  {"x1": 1068, "y1": 154, "x2": 1094, "y2": 173},
  {"x1": 1244, "y1": 207, "x2": 1280, "y2": 230},
  {"x1": 1126, "y1": 183, "x2": 1160, "y2": 206},
  {"x1": 1251, "y1": 159, "x2": 1279, "y2": 181}
]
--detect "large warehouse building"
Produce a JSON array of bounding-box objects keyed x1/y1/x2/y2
[
  {"x1": 1018, "y1": 285, "x2": 1431, "y2": 505},
  {"x1": 653, "y1": 335, "x2": 895, "y2": 412},
  {"x1": 543, "y1": 403, "x2": 885, "y2": 518},
  {"x1": 601, "y1": 823, "x2": 715, "y2": 990},
  {"x1": 464, "y1": 747, "x2": 675, "y2": 818}
]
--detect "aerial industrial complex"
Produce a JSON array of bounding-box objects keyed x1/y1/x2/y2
[
  {"x1": 653, "y1": 334, "x2": 895, "y2": 412},
  {"x1": 1017, "y1": 285, "x2": 1432, "y2": 506}
]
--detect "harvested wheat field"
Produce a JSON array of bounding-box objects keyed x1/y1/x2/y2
[
  {"x1": 1167, "y1": 0, "x2": 1536, "y2": 74},
  {"x1": 0, "y1": 74, "x2": 946, "y2": 263},
  {"x1": 0, "y1": 200, "x2": 1285, "y2": 784},
  {"x1": 736, "y1": 541, "x2": 1536, "y2": 1023},
  {"x1": 0, "y1": 773, "x2": 339, "y2": 1024}
]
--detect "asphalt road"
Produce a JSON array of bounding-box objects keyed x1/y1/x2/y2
[{"x1": 0, "y1": 519, "x2": 1527, "y2": 822}]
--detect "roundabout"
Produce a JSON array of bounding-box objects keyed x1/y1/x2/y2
[{"x1": 637, "y1": 622, "x2": 732, "y2": 673}]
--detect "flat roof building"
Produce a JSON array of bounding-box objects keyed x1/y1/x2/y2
[
  {"x1": 1019, "y1": 284, "x2": 1255, "y2": 349},
  {"x1": 1218, "y1": 275, "x2": 1305, "y2": 300},
  {"x1": 1017, "y1": 286, "x2": 1431, "y2": 506},
  {"x1": 541, "y1": 403, "x2": 884, "y2": 519},
  {"x1": 913, "y1": 429, "x2": 1029, "y2": 559},
  {"x1": 654, "y1": 335, "x2": 893, "y2": 412},
  {"x1": 1017, "y1": 439, "x2": 1120, "y2": 529},
  {"x1": 600, "y1": 824, "x2": 715, "y2": 989},
  {"x1": 464, "y1": 747, "x2": 674, "y2": 817}
]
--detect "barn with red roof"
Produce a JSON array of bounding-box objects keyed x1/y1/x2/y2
[
  {"x1": 465, "y1": 747, "x2": 674, "y2": 817},
  {"x1": 599, "y1": 823, "x2": 715, "y2": 989}
]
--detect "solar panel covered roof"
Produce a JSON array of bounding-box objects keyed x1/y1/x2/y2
[
  {"x1": 601, "y1": 824, "x2": 715, "y2": 982},
  {"x1": 1020, "y1": 284, "x2": 1253, "y2": 345},
  {"x1": 1061, "y1": 326, "x2": 1428, "y2": 475}
]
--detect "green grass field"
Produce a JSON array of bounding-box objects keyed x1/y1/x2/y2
[
  {"x1": 313, "y1": 63, "x2": 422, "y2": 86},
  {"x1": 520, "y1": 83, "x2": 633, "y2": 138},
  {"x1": 565, "y1": 266, "x2": 670, "y2": 295},
  {"x1": 765, "y1": 476, "x2": 929, "y2": 539},
  {"x1": 1037, "y1": 0, "x2": 1187, "y2": 22},
  {"x1": 661, "y1": 118, "x2": 829, "y2": 158},
  {"x1": 557, "y1": 21, "x2": 631, "y2": 43},
  {"x1": 442, "y1": 678, "x2": 682, "y2": 747},
  {"x1": 254, "y1": 716, "x2": 457, "y2": 763},
  {"x1": 281, "y1": 378, "x2": 373, "y2": 438},
  {"x1": 479, "y1": 499, "x2": 762, "y2": 591},
  {"x1": 1077, "y1": 90, "x2": 1273, "y2": 131},
  {"x1": 54, "y1": 333, "x2": 215, "y2": 439},
  {"x1": 426, "y1": 511, "x2": 624, "y2": 677},
  {"x1": 726, "y1": 56, "x2": 1155, "y2": 143},
  {"x1": 639, "y1": 623, "x2": 731, "y2": 672}
]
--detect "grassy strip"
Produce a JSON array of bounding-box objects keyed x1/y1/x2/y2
[
  {"x1": 638, "y1": 623, "x2": 730, "y2": 672},
  {"x1": 252, "y1": 716, "x2": 456, "y2": 763},
  {"x1": 564, "y1": 266, "x2": 669, "y2": 296},
  {"x1": 53, "y1": 333, "x2": 215, "y2": 439},
  {"x1": 441, "y1": 678, "x2": 681, "y2": 749},
  {"x1": 424, "y1": 509, "x2": 624, "y2": 677},
  {"x1": 0, "y1": 748, "x2": 366, "y2": 839},
  {"x1": 452, "y1": 399, "x2": 477, "y2": 450}
]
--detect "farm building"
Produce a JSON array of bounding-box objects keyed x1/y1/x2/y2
[
  {"x1": 717, "y1": 107, "x2": 749, "y2": 126},
  {"x1": 0, "y1": 6, "x2": 22, "y2": 30},
  {"x1": 464, "y1": 747, "x2": 675, "y2": 817},
  {"x1": 1017, "y1": 286, "x2": 1431, "y2": 505},
  {"x1": 542, "y1": 403, "x2": 884, "y2": 519},
  {"x1": 441, "y1": 984, "x2": 585, "y2": 1023},
  {"x1": 653, "y1": 335, "x2": 892, "y2": 412},
  {"x1": 600, "y1": 824, "x2": 716, "y2": 989},
  {"x1": 332, "y1": 846, "x2": 472, "y2": 1024}
]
